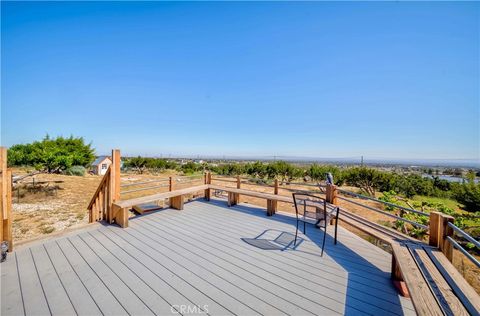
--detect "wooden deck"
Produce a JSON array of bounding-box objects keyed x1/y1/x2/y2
[{"x1": 1, "y1": 199, "x2": 416, "y2": 315}]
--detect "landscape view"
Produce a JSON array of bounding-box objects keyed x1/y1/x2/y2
[{"x1": 1, "y1": 1, "x2": 479, "y2": 316}]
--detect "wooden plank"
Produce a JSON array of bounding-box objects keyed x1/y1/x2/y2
[
  {"x1": 132, "y1": 203, "x2": 163, "y2": 215},
  {"x1": 87, "y1": 167, "x2": 110, "y2": 210},
  {"x1": 266, "y1": 199, "x2": 277, "y2": 216},
  {"x1": 112, "y1": 204, "x2": 128, "y2": 228},
  {"x1": 1, "y1": 253, "x2": 25, "y2": 316},
  {"x1": 30, "y1": 245, "x2": 77, "y2": 315},
  {"x1": 101, "y1": 228, "x2": 236, "y2": 315},
  {"x1": 112, "y1": 149, "x2": 121, "y2": 202},
  {"x1": 135, "y1": 214, "x2": 407, "y2": 316},
  {"x1": 1, "y1": 147, "x2": 7, "y2": 219},
  {"x1": 125, "y1": 225, "x2": 304, "y2": 315},
  {"x1": 425, "y1": 247, "x2": 480, "y2": 315},
  {"x1": 137, "y1": 213, "x2": 409, "y2": 315},
  {"x1": 43, "y1": 241, "x2": 103, "y2": 315},
  {"x1": 391, "y1": 243, "x2": 443, "y2": 316},
  {"x1": 188, "y1": 201, "x2": 396, "y2": 274},
  {"x1": 114, "y1": 184, "x2": 208, "y2": 208},
  {"x1": 227, "y1": 192, "x2": 237, "y2": 207},
  {"x1": 170, "y1": 195, "x2": 184, "y2": 210},
  {"x1": 78, "y1": 232, "x2": 175, "y2": 314},
  {"x1": 99, "y1": 189, "x2": 104, "y2": 221},
  {"x1": 56, "y1": 237, "x2": 128, "y2": 315},
  {"x1": 440, "y1": 215, "x2": 454, "y2": 262},
  {"x1": 15, "y1": 248, "x2": 51, "y2": 315},
  {"x1": 88, "y1": 229, "x2": 206, "y2": 314},
  {"x1": 428, "y1": 212, "x2": 441, "y2": 247},
  {"x1": 150, "y1": 203, "x2": 402, "y2": 287},
  {"x1": 409, "y1": 244, "x2": 469, "y2": 316},
  {"x1": 209, "y1": 184, "x2": 292, "y2": 203},
  {"x1": 4, "y1": 169, "x2": 12, "y2": 250},
  {"x1": 68, "y1": 234, "x2": 154, "y2": 315}
]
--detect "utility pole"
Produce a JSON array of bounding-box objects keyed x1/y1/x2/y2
[{"x1": 361, "y1": 156, "x2": 364, "y2": 166}]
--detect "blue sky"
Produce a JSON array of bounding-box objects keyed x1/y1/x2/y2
[{"x1": 1, "y1": 1, "x2": 479, "y2": 160}]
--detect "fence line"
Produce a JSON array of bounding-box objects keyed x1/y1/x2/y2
[
  {"x1": 337, "y1": 196, "x2": 429, "y2": 230},
  {"x1": 337, "y1": 188, "x2": 429, "y2": 216}
]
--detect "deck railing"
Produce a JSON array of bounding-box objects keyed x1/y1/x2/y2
[
  {"x1": 446, "y1": 222, "x2": 480, "y2": 268},
  {"x1": 87, "y1": 149, "x2": 120, "y2": 223},
  {"x1": 0, "y1": 147, "x2": 13, "y2": 251},
  {"x1": 87, "y1": 153, "x2": 479, "y2": 275}
]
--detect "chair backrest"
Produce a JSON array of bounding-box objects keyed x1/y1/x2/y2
[{"x1": 292, "y1": 192, "x2": 327, "y2": 220}]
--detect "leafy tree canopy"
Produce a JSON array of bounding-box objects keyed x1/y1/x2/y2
[{"x1": 7, "y1": 135, "x2": 95, "y2": 173}]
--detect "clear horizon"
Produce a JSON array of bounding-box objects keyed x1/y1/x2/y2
[{"x1": 1, "y1": 1, "x2": 479, "y2": 160}]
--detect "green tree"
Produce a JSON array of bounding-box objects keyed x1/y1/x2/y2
[{"x1": 8, "y1": 135, "x2": 95, "y2": 173}]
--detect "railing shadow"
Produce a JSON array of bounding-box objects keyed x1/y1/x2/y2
[{"x1": 201, "y1": 198, "x2": 407, "y2": 316}]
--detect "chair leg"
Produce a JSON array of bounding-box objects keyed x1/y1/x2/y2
[
  {"x1": 334, "y1": 217, "x2": 338, "y2": 245},
  {"x1": 294, "y1": 220, "x2": 299, "y2": 246},
  {"x1": 321, "y1": 221, "x2": 327, "y2": 256}
]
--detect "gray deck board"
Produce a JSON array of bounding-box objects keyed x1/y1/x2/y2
[
  {"x1": 96, "y1": 228, "x2": 234, "y2": 315},
  {"x1": 1, "y1": 252, "x2": 25, "y2": 316},
  {"x1": 139, "y1": 207, "x2": 408, "y2": 315},
  {"x1": 134, "y1": 210, "x2": 404, "y2": 316},
  {"x1": 30, "y1": 245, "x2": 76, "y2": 315},
  {"x1": 16, "y1": 248, "x2": 51, "y2": 316},
  {"x1": 1, "y1": 199, "x2": 416, "y2": 316},
  {"x1": 43, "y1": 241, "x2": 103, "y2": 316},
  {"x1": 56, "y1": 238, "x2": 128, "y2": 316}
]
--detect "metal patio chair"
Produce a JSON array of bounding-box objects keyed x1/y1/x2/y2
[{"x1": 292, "y1": 192, "x2": 340, "y2": 256}]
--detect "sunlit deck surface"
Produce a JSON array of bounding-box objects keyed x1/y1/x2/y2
[{"x1": 2, "y1": 199, "x2": 415, "y2": 316}]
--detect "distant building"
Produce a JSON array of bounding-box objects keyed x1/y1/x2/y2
[{"x1": 91, "y1": 156, "x2": 112, "y2": 175}]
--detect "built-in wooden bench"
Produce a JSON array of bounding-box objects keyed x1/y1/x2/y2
[
  {"x1": 110, "y1": 184, "x2": 209, "y2": 227},
  {"x1": 209, "y1": 184, "x2": 291, "y2": 216},
  {"x1": 338, "y1": 208, "x2": 480, "y2": 316}
]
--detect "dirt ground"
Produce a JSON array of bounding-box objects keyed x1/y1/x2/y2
[{"x1": 11, "y1": 170, "x2": 480, "y2": 294}]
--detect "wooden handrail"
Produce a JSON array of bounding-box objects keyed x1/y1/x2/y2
[
  {"x1": 87, "y1": 167, "x2": 111, "y2": 210},
  {"x1": 87, "y1": 149, "x2": 120, "y2": 224}
]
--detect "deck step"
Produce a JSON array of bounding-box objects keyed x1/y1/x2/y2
[{"x1": 132, "y1": 203, "x2": 164, "y2": 215}]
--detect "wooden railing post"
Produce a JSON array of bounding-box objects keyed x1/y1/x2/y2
[
  {"x1": 169, "y1": 176, "x2": 174, "y2": 191},
  {"x1": 1, "y1": 147, "x2": 13, "y2": 251},
  {"x1": 205, "y1": 172, "x2": 211, "y2": 201},
  {"x1": 326, "y1": 183, "x2": 338, "y2": 205},
  {"x1": 235, "y1": 175, "x2": 241, "y2": 204},
  {"x1": 326, "y1": 183, "x2": 338, "y2": 225},
  {"x1": 267, "y1": 178, "x2": 279, "y2": 216},
  {"x1": 108, "y1": 149, "x2": 121, "y2": 224},
  {"x1": 429, "y1": 212, "x2": 441, "y2": 247},
  {"x1": 429, "y1": 211, "x2": 454, "y2": 261},
  {"x1": 440, "y1": 213, "x2": 454, "y2": 262}
]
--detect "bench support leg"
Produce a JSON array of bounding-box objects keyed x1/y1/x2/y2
[
  {"x1": 391, "y1": 253, "x2": 409, "y2": 297},
  {"x1": 227, "y1": 192, "x2": 238, "y2": 207},
  {"x1": 111, "y1": 204, "x2": 129, "y2": 228},
  {"x1": 267, "y1": 199, "x2": 277, "y2": 216},
  {"x1": 170, "y1": 195, "x2": 184, "y2": 210}
]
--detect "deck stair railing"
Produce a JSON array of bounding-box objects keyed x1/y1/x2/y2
[
  {"x1": 0, "y1": 147, "x2": 13, "y2": 252},
  {"x1": 87, "y1": 149, "x2": 120, "y2": 223}
]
